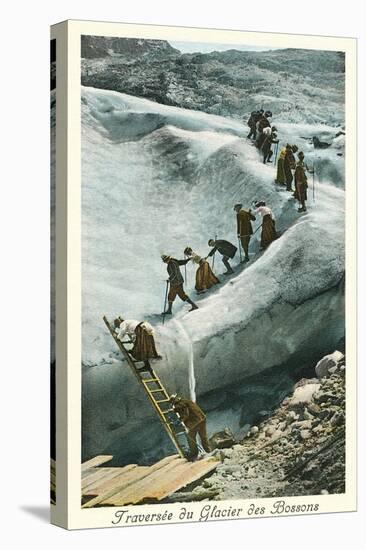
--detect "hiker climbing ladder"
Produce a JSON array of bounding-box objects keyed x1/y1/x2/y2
[{"x1": 103, "y1": 316, "x2": 188, "y2": 459}]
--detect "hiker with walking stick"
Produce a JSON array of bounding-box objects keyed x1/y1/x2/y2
[
  {"x1": 262, "y1": 126, "x2": 279, "y2": 164},
  {"x1": 256, "y1": 110, "x2": 272, "y2": 149},
  {"x1": 206, "y1": 239, "x2": 237, "y2": 275},
  {"x1": 283, "y1": 144, "x2": 298, "y2": 192},
  {"x1": 293, "y1": 151, "x2": 313, "y2": 213},
  {"x1": 161, "y1": 255, "x2": 198, "y2": 316},
  {"x1": 234, "y1": 203, "x2": 256, "y2": 263}
]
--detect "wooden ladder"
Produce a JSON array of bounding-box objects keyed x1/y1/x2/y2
[{"x1": 103, "y1": 316, "x2": 188, "y2": 459}]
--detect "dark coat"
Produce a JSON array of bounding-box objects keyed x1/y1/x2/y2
[
  {"x1": 262, "y1": 133, "x2": 278, "y2": 158},
  {"x1": 247, "y1": 112, "x2": 261, "y2": 129},
  {"x1": 237, "y1": 209, "x2": 256, "y2": 237},
  {"x1": 257, "y1": 115, "x2": 271, "y2": 134},
  {"x1": 173, "y1": 398, "x2": 206, "y2": 429},
  {"x1": 208, "y1": 239, "x2": 237, "y2": 259},
  {"x1": 167, "y1": 258, "x2": 189, "y2": 287}
]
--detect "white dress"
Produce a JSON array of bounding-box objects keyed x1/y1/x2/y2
[{"x1": 116, "y1": 319, "x2": 154, "y2": 342}]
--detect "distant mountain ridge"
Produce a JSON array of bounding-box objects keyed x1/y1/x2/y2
[
  {"x1": 81, "y1": 36, "x2": 345, "y2": 125},
  {"x1": 81, "y1": 35, "x2": 179, "y2": 59}
]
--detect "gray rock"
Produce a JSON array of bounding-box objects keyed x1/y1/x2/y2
[
  {"x1": 210, "y1": 428, "x2": 236, "y2": 449},
  {"x1": 300, "y1": 429, "x2": 311, "y2": 440},
  {"x1": 307, "y1": 402, "x2": 322, "y2": 416},
  {"x1": 315, "y1": 351, "x2": 344, "y2": 379},
  {"x1": 330, "y1": 412, "x2": 345, "y2": 427}
]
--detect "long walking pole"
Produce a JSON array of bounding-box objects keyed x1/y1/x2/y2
[
  {"x1": 274, "y1": 142, "x2": 279, "y2": 165},
  {"x1": 238, "y1": 236, "x2": 243, "y2": 263},
  {"x1": 212, "y1": 232, "x2": 218, "y2": 270},
  {"x1": 312, "y1": 162, "x2": 315, "y2": 203},
  {"x1": 162, "y1": 280, "x2": 169, "y2": 325}
]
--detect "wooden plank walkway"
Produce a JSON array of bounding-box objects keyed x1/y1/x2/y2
[{"x1": 82, "y1": 454, "x2": 218, "y2": 508}]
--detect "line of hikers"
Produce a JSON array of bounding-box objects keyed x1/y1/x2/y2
[
  {"x1": 110, "y1": 198, "x2": 278, "y2": 460},
  {"x1": 246, "y1": 108, "x2": 313, "y2": 213},
  {"x1": 247, "y1": 109, "x2": 278, "y2": 164},
  {"x1": 109, "y1": 108, "x2": 314, "y2": 461},
  {"x1": 160, "y1": 200, "x2": 277, "y2": 316}
]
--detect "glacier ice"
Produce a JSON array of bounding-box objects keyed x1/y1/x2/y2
[{"x1": 77, "y1": 87, "x2": 345, "y2": 463}]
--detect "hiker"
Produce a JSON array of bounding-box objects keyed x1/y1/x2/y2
[
  {"x1": 170, "y1": 394, "x2": 211, "y2": 461},
  {"x1": 283, "y1": 144, "x2": 297, "y2": 191},
  {"x1": 246, "y1": 110, "x2": 261, "y2": 139},
  {"x1": 275, "y1": 147, "x2": 287, "y2": 185},
  {"x1": 183, "y1": 247, "x2": 219, "y2": 294},
  {"x1": 161, "y1": 255, "x2": 198, "y2": 315},
  {"x1": 293, "y1": 151, "x2": 310, "y2": 213},
  {"x1": 256, "y1": 110, "x2": 272, "y2": 149},
  {"x1": 206, "y1": 238, "x2": 237, "y2": 275},
  {"x1": 254, "y1": 201, "x2": 277, "y2": 250},
  {"x1": 234, "y1": 203, "x2": 256, "y2": 262},
  {"x1": 262, "y1": 126, "x2": 279, "y2": 164},
  {"x1": 113, "y1": 317, "x2": 161, "y2": 370}
]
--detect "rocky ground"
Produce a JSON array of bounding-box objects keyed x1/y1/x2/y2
[
  {"x1": 168, "y1": 351, "x2": 345, "y2": 502},
  {"x1": 81, "y1": 41, "x2": 344, "y2": 124}
]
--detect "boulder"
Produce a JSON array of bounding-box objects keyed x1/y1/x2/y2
[
  {"x1": 315, "y1": 351, "x2": 344, "y2": 379},
  {"x1": 288, "y1": 383, "x2": 320, "y2": 409},
  {"x1": 209, "y1": 428, "x2": 236, "y2": 449}
]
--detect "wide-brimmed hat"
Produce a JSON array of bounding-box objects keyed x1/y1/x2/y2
[
  {"x1": 161, "y1": 254, "x2": 171, "y2": 262},
  {"x1": 234, "y1": 203, "x2": 242, "y2": 210}
]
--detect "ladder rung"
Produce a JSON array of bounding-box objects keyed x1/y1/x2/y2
[
  {"x1": 143, "y1": 378, "x2": 159, "y2": 383},
  {"x1": 149, "y1": 388, "x2": 165, "y2": 394},
  {"x1": 161, "y1": 408, "x2": 174, "y2": 414},
  {"x1": 155, "y1": 398, "x2": 170, "y2": 404},
  {"x1": 174, "y1": 431, "x2": 187, "y2": 436}
]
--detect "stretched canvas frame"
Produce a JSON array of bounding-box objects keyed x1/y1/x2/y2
[{"x1": 50, "y1": 19, "x2": 357, "y2": 530}]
